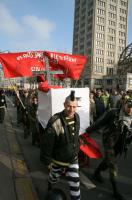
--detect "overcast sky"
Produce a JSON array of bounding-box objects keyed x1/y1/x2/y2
[{"x1": 0, "y1": 0, "x2": 132, "y2": 53}]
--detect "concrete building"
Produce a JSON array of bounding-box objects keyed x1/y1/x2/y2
[{"x1": 72, "y1": 0, "x2": 129, "y2": 89}]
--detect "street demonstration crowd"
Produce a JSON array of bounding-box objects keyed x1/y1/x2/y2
[{"x1": 0, "y1": 87, "x2": 132, "y2": 200}]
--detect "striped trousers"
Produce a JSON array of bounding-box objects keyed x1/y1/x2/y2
[{"x1": 48, "y1": 161, "x2": 81, "y2": 200}]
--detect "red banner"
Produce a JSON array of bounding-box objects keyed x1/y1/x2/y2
[
  {"x1": 0, "y1": 51, "x2": 45, "y2": 78},
  {"x1": 0, "y1": 51, "x2": 87, "y2": 80},
  {"x1": 44, "y1": 51, "x2": 87, "y2": 80}
]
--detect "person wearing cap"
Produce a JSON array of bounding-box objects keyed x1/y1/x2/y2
[
  {"x1": 40, "y1": 91, "x2": 81, "y2": 200},
  {"x1": 86, "y1": 99, "x2": 132, "y2": 200}
]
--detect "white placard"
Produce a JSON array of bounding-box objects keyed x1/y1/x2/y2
[{"x1": 38, "y1": 88, "x2": 90, "y2": 133}]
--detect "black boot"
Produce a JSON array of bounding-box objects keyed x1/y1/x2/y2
[
  {"x1": 93, "y1": 161, "x2": 108, "y2": 183},
  {"x1": 48, "y1": 181, "x2": 52, "y2": 191},
  {"x1": 113, "y1": 192, "x2": 126, "y2": 200},
  {"x1": 94, "y1": 169, "x2": 104, "y2": 183},
  {"x1": 111, "y1": 178, "x2": 126, "y2": 200}
]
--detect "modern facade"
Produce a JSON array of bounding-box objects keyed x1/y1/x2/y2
[{"x1": 72, "y1": 0, "x2": 129, "y2": 90}]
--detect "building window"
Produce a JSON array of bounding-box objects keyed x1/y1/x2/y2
[
  {"x1": 120, "y1": 1, "x2": 127, "y2": 7},
  {"x1": 109, "y1": 4, "x2": 116, "y2": 11},
  {"x1": 96, "y1": 32, "x2": 104, "y2": 39},
  {"x1": 97, "y1": 8, "x2": 105, "y2": 15},
  {"x1": 95, "y1": 66, "x2": 103, "y2": 73},
  {"x1": 97, "y1": 24, "x2": 105, "y2": 31},
  {"x1": 107, "y1": 68, "x2": 114, "y2": 75},
  {"x1": 107, "y1": 79, "x2": 113, "y2": 85},
  {"x1": 97, "y1": 16, "x2": 105, "y2": 23},
  {"x1": 98, "y1": 0, "x2": 105, "y2": 7},
  {"x1": 95, "y1": 79, "x2": 103, "y2": 85}
]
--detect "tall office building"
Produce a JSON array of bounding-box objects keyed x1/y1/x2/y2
[{"x1": 72, "y1": 0, "x2": 129, "y2": 89}]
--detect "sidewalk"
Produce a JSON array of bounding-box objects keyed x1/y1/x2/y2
[{"x1": 0, "y1": 108, "x2": 38, "y2": 200}]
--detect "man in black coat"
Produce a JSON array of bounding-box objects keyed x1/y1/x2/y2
[
  {"x1": 40, "y1": 91, "x2": 81, "y2": 200},
  {"x1": 86, "y1": 99, "x2": 132, "y2": 200}
]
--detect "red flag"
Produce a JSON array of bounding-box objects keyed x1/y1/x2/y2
[
  {"x1": 79, "y1": 133, "x2": 102, "y2": 159},
  {"x1": 44, "y1": 51, "x2": 87, "y2": 80},
  {"x1": 0, "y1": 51, "x2": 45, "y2": 78},
  {"x1": 0, "y1": 51, "x2": 87, "y2": 80},
  {"x1": 38, "y1": 81, "x2": 62, "y2": 92}
]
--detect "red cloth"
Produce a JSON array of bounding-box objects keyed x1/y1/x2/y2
[
  {"x1": 44, "y1": 51, "x2": 87, "y2": 80},
  {"x1": 0, "y1": 51, "x2": 45, "y2": 78},
  {"x1": 38, "y1": 81, "x2": 62, "y2": 92},
  {"x1": 0, "y1": 51, "x2": 87, "y2": 80},
  {"x1": 79, "y1": 133, "x2": 102, "y2": 159}
]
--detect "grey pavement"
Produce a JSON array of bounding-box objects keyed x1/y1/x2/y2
[
  {"x1": 1, "y1": 99, "x2": 132, "y2": 200},
  {"x1": 0, "y1": 105, "x2": 38, "y2": 200}
]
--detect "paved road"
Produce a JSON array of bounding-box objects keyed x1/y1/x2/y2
[{"x1": 5, "y1": 99, "x2": 132, "y2": 200}]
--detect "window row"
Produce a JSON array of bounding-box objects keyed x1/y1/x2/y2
[
  {"x1": 95, "y1": 57, "x2": 104, "y2": 63},
  {"x1": 119, "y1": 31, "x2": 126, "y2": 37},
  {"x1": 108, "y1": 28, "x2": 116, "y2": 34},
  {"x1": 97, "y1": 16, "x2": 105, "y2": 23},
  {"x1": 109, "y1": 12, "x2": 116, "y2": 19},
  {"x1": 97, "y1": 24, "x2": 105, "y2": 31},
  {"x1": 96, "y1": 40, "x2": 104, "y2": 47},
  {"x1": 107, "y1": 68, "x2": 114, "y2": 75},
  {"x1": 97, "y1": 8, "x2": 105, "y2": 15},
  {"x1": 120, "y1": 8, "x2": 127, "y2": 14},
  {"x1": 98, "y1": 0, "x2": 105, "y2": 7},
  {"x1": 119, "y1": 23, "x2": 126, "y2": 29},
  {"x1": 108, "y1": 35, "x2": 116, "y2": 42},
  {"x1": 109, "y1": 4, "x2": 116, "y2": 11},
  {"x1": 107, "y1": 59, "x2": 114, "y2": 64},
  {"x1": 107, "y1": 79, "x2": 113, "y2": 85},
  {"x1": 120, "y1": 16, "x2": 127, "y2": 22},
  {"x1": 96, "y1": 49, "x2": 104, "y2": 55},
  {"x1": 109, "y1": 20, "x2": 116, "y2": 26},
  {"x1": 107, "y1": 43, "x2": 115, "y2": 49},
  {"x1": 118, "y1": 46, "x2": 125, "y2": 52},
  {"x1": 95, "y1": 78, "x2": 103, "y2": 84},
  {"x1": 96, "y1": 33, "x2": 104, "y2": 39},
  {"x1": 119, "y1": 39, "x2": 126, "y2": 44},
  {"x1": 107, "y1": 51, "x2": 115, "y2": 57},
  {"x1": 120, "y1": 1, "x2": 127, "y2": 7}
]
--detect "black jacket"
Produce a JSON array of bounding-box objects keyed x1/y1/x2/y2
[
  {"x1": 40, "y1": 111, "x2": 80, "y2": 166},
  {"x1": 86, "y1": 108, "x2": 132, "y2": 154}
]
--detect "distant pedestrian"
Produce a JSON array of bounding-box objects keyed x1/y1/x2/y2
[{"x1": 0, "y1": 89, "x2": 7, "y2": 123}]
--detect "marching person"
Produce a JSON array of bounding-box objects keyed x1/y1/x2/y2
[
  {"x1": 40, "y1": 90, "x2": 81, "y2": 200},
  {"x1": 28, "y1": 96, "x2": 39, "y2": 146},
  {"x1": 21, "y1": 90, "x2": 30, "y2": 139},
  {"x1": 0, "y1": 89, "x2": 7, "y2": 123},
  {"x1": 86, "y1": 99, "x2": 132, "y2": 200}
]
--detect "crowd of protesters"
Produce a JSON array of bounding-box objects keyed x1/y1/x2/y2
[
  {"x1": 89, "y1": 88, "x2": 132, "y2": 124},
  {"x1": 0, "y1": 87, "x2": 132, "y2": 200}
]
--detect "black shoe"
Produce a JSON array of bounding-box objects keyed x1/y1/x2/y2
[
  {"x1": 113, "y1": 192, "x2": 126, "y2": 200},
  {"x1": 93, "y1": 170, "x2": 104, "y2": 183},
  {"x1": 48, "y1": 182, "x2": 52, "y2": 191}
]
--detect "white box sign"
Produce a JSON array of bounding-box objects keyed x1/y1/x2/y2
[{"x1": 38, "y1": 88, "x2": 90, "y2": 133}]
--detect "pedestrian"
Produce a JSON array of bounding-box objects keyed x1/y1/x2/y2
[
  {"x1": 21, "y1": 90, "x2": 30, "y2": 139},
  {"x1": 40, "y1": 90, "x2": 81, "y2": 200},
  {"x1": 86, "y1": 99, "x2": 132, "y2": 200},
  {"x1": 94, "y1": 89, "x2": 106, "y2": 120},
  {"x1": 0, "y1": 89, "x2": 7, "y2": 123},
  {"x1": 28, "y1": 96, "x2": 39, "y2": 146}
]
